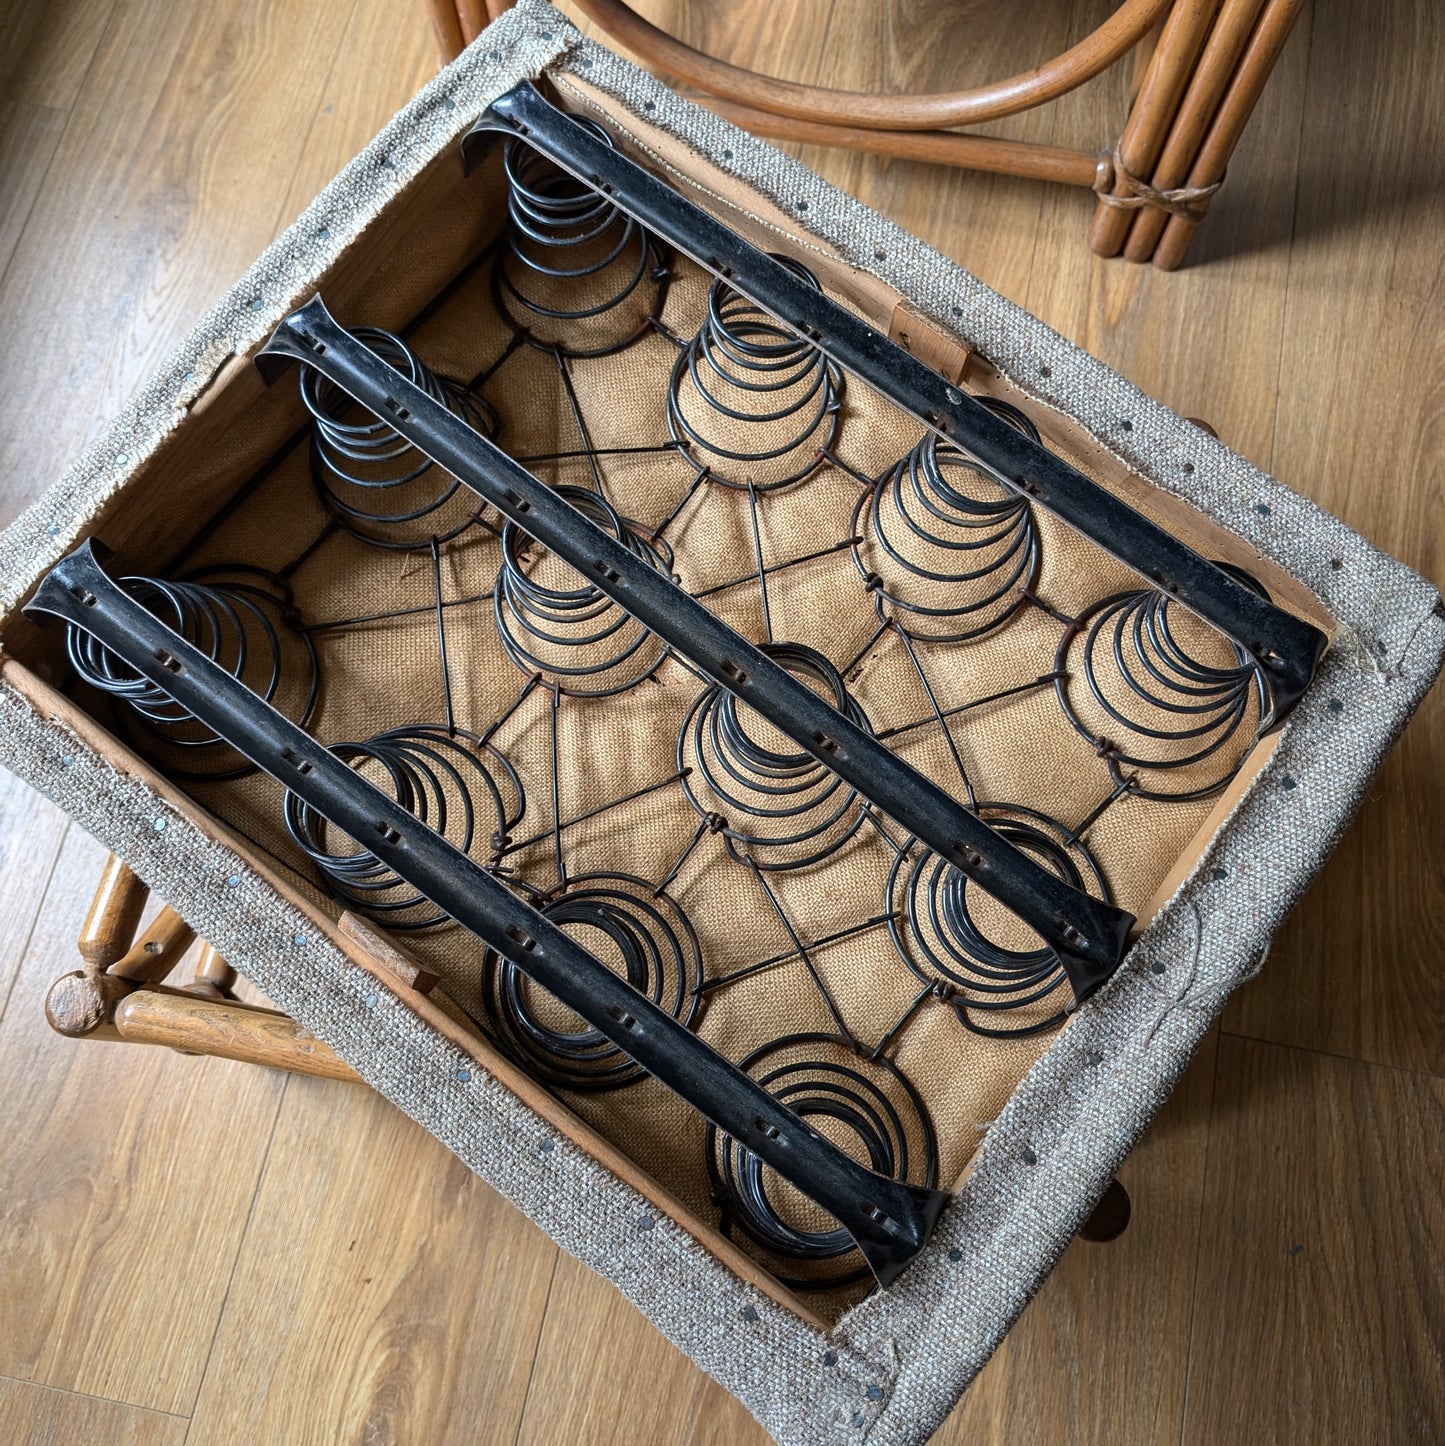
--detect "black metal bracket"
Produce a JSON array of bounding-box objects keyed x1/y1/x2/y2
[
  {"x1": 256, "y1": 297, "x2": 1135, "y2": 1005},
  {"x1": 26, "y1": 539, "x2": 950, "y2": 1289},
  {"x1": 462, "y1": 80, "x2": 1328, "y2": 729}
]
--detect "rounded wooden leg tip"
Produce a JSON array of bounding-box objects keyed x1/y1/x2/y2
[
  {"x1": 1078, "y1": 1177, "x2": 1131, "y2": 1242},
  {"x1": 46, "y1": 970, "x2": 113, "y2": 1037}
]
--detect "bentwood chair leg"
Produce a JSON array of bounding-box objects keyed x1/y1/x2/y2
[
  {"x1": 1150, "y1": 0, "x2": 1308, "y2": 269},
  {"x1": 425, "y1": 0, "x2": 467, "y2": 65},
  {"x1": 1089, "y1": 0, "x2": 1223, "y2": 259},
  {"x1": 1119, "y1": 0, "x2": 1267, "y2": 264},
  {"x1": 1118, "y1": 0, "x2": 1308, "y2": 267},
  {"x1": 78, "y1": 853, "x2": 148, "y2": 976},
  {"x1": 421, "y1": 0, "x2": 1297, "y2": 267},
  {"x1": 428, "y1": 0, "x2": 514, "y2": 63}
]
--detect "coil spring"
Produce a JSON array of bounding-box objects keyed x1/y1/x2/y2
[
  {"x1": 494, "y1": 485, "x2": 673, "y2": 696},
  {"x1": 282, "y1": 724, "x2": 524, "y2": 930},
  {"x1": 480, "y1": 872, "x2": 704, "y2": 1091},
  {"x1": 705, "y1": 1032, "x2": 937, "y2": 1288},
  {"x1": 668, "y1": 257, "x2": 845, "y2": 490},
  {"x1": 1054, "y1": 565, "x2": 1268, "y2": 801},
  {"x1": 886, "y1": 803, "x2": 1111, "y2": 1037},
  {"x1": 495, "y1": 124, "x2": 670, "y2": 358},
  {"x1": 853, "y1": 398, "x2": 1041, "y2": 642},
  {"x1": 678, "y1": 642, "x2": 872, "y2": 871},
  {"x1": 65, "y1": 567, "x2": 318, "y2": 781},
  {"x1": 301, "y1": 327, "x2": 499, "y2": 549}
]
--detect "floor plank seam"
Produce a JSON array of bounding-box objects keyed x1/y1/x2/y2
[
  {"x1": 1217, "y1": 1026, "x2": 1445, "y2": 1082},
  {"x1": 1263, "y1": 5, "x2": 1318, "y2": 483},
  {"x1": 510, "y1": 1248, "x2": 563, "y2": 1446},
  {"x1": 181, "y1": 1071, "x2": 292, "y2": 1439},
  {"x1": 262, "y1": 0, "x2": 367, "y2": 248},
  {"x1": 0, "y1": 1, "x2": 121, "y2": 302},
  {"x1": 0, "y1": 1371, "x2": 191, "y2": 1422},
  {"x1": 0, "y1": 102, "x2": 69, "y2": 280},
  {"x1": 1174, "y1": 1032, "x2": 1224, "y2": 1445},
  {"x1": 0, "y1": 816, "x2": 73, "y2": 1026}
]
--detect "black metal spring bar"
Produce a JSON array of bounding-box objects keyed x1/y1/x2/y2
[
  {"x1": 25, "y1": 539, "x2": 950, "y2": 1290},
  {"x1": 462, "y1": 81, "x2": 1327, "y2": 729},
  {"x1": 255, "y1": 298, "x2": 1136, "y2": 1005}
]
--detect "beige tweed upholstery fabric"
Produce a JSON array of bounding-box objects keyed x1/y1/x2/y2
[{"x1": 0, "y1": 5, "x2": 1440, "y2": 1442}]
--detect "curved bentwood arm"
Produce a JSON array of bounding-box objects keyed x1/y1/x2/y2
[
  {"x1": 27, "y1": 540, "x2": 949, "y2": 1288},
  {"x1": 256, "y1": 300, "x2": 1135, "y2": 1002},
  {"x1": 462, "y1": 81, "x2": 1328, "y2": 729},
  {"x1": 567, "y1": 0, "x2": 1173, "y2": 132}
]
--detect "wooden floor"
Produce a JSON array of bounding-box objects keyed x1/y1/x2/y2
[{"x1": 0, "y1": 1, "x2": 1441, "y2": 1441}]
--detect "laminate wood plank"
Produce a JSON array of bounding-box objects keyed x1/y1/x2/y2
[
  {"x1": 0, "y1": 0, "x2": 118, "y2": 112},
  {"x1": 515, "y1": 1249, "x2": 770, "y2": 1446},
  {"x1": 0, "y1": 5, "x2": 1439, "y2": 1446},
  {"x1": 515, "y1": 1029, "x2": 1217, "y2": 1446},
  {"x1": 185, "y1": 1075, "x2": 558, "y2": 1445},
  {"x1": 1220, "y1": 0, "x2": 1445, "y2": 1076},
  {"x1": 1225, "y1": 712, "x2": 1445, "y2": 1077},
  {"x1": 0, "y1": 1376, "x2": 187, "y2": 1446},
  {"x1": 0, "y1": 824, "x2": 287, "y2": 1415},
  {"x1": 0, "y1": 0, "x2": 360, "y2": 530},
  {"x1": 1182, "y1": 1035, "x2": 1445, "y2": 1443},
  {"x1": 592, "y1": 0, "x2": 1077, "y2": 303},
  {"x1": 270, "y1": 0, "x2": 437, "y2": 233},
  {"x1": 0, "y1": 773, "x2": 69, "y2": 1020},
  {"x1": 805, "y1": 0, "x2": 1099, "y2": 305},
  {"x1": 936, "y1": 1029, "x2": 1218, "y2": 1445},
  {"x1": 0, "y1": 103, "x2": 68, "y2": 287}
]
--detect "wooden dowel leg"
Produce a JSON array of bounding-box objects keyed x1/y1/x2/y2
[
  {"x1": 1152, "y1": 0, "x2": 1308, "y2": 270},
  {"x1": 47, "y1": 972, "x2": 362, "y2": 1083},
  {"x1": 113, "y1": 989, "x2": 362, "y2": 1082},
  {"x1": 1121, "y1": 0, "x2": 1267, "y2": 262},
  {"x1": 107, "y1": 907, "x2": 196, "y2": 985},
  {"x1": 78, "y1": 854, "x2": 148, "y2": 975},
  {"x1": 1091, "y1": 0, "x2": 1225, "y2": 258},
  {"x1": 186, "y1": 942, "x2": 238, "y2": 1000},
  {"x1": 455, "y1": 0, "x2": 488, "y2": 46},
  {"x1": 423, "y1": 0, "x2": 466, "y2": 65}
]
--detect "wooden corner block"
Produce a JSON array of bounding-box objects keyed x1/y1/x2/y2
[
  {"x1": 888, "y1": 299, "x2": 974, "y2": 386},
  {"x1": 338, "y1": 911, "x2": 440, "y2": 995}
]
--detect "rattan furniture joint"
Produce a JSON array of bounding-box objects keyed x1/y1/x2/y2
[{"x1": 426, "y1": 0, "x2": 1308, "y2": 268}]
